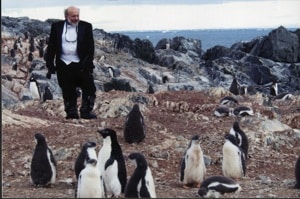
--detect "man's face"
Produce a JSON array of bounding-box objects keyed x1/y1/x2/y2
[{"x1": 67, "y1": 8, "x2": 79, "y2": 26}]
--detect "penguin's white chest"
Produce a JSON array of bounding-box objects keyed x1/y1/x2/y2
[
  {"x1": 97, "y1": 145, "x2": 110, "y2": 170},
  {"x1": 222, "y1": 142, "x2": 243, "y2": 178},
  {"x1": 104, "y1": 160, "x2": 121, "y2": 197},
  {"x1": 29, "y1": 82, "x2": 40, "y2": 100},
  {"x1": 144, "y1": 168, "x2": 156, "y2": 198},
  {"x1": 77, "y1": 166, "x2": 103, "y2": 198},
  {"x1": 184, "y1": 146, "x2": 206, "y2": 183},
  {"x1": 47, "y1": 149, "x2": 56, "y2": 184}
]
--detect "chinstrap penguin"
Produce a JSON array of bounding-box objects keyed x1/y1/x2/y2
[
  {"x1": 214, "y1": 106, "x2": 231, "y2": 117},
  {"x1": 272, "y1": 93, "x2": 294, "y2": 101},
  {"x1": 74, "y1": 141, "x2": 98, "y2": 180},
  {"x1": 30, "y1": 133, "x2": 56, "y2": 187},
  {"x1": 107, "y1": 66, "x2": 115, "y2": 78},
  {"x1": 231, "y1": 105, "x2": 254, "y2": 117},
  {"x1": 229, "y1": 77, "x2": 240, "y2": 95},
  {"x1": 198, "y1": 175, "x2": 241, "y2": 198},
  {"x1": 43, "y1": 85, "x2": 53, "y2": 102},
  {"x1": 124, "y1": 103, "x2": 146, "y2": 144},
  {"x1": 229, "y1": 121, "x2": 249, "y2": 159},
  {"x1": 219, "y1": 96, "x2": 239, "y2": 108},
  {"x1": 77, "y1": 159, "x2": 105, "y2": 198},
  {"x1": 125, "y1": 152, "x2": 156, "y2": 198},
  {"x1": 270, "y1": 81, "x2": 293, "y2": 101},
  {"x1": 222, "y1": 133, "x2": 246, "y2": 179},
  {"x1": 97, "y1": 128, "x2": 127, "y2": 197},
  {"x1": 147, "y1": 83, "x2": 155, "y2": 94},
  {"x1": 29, "y1": 76, "x2": 41, "y2": 100},
  {"x1": 180, "y1": 135, "x2": 206, "y2": 188}
]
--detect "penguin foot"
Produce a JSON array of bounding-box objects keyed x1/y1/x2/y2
[
  {"x1": 183, "y1": 184, "x2": 190, "y2": 189},
  {"x1": 196, "y1": 182, "x2": 201, "y2": 188}
]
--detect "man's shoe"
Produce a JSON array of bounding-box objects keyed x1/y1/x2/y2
[
  {"x1": 66, "y1": 112, "x2": 79, "y2": 119},
  {"x1": 80, "y1": 112, "x2": 97, "y2": 119}
]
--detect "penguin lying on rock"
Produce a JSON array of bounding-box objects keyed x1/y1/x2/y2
[{"x1": 198, "y1": 175, "x2": 241, "y2": 198}]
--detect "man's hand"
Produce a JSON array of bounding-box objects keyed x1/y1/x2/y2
[{"x1": 46, "y1": 63, "x2": 56, "y2": 79}]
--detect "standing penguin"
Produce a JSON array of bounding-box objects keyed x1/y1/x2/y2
[
  {"x1": 270, "y1": 81, "x2": 278, "y2": 96},
  {"x1": 229, "y1": 77, "x2": 240, "y2": 95},
  {"x1": 229, "y1": 121, "x2": 249, "y2": 159},
  {"x1": 107, "y1": 66, "x2": 115, "y2": 78},
  {"x1": 147, "y1": 82, "x2": 155, "y2": 94},
  {"x1": 97, "y1": 128, "x2": 127, "y2": 197},
  {"x1": 125, "y1": 152, "x2": 156, "y2": 198},
  {"x1": 29, "y1": 76, "x2": 41, "y2": 100},
  {"x1": 28, "y1": 52, "x2": 34, "y2": 62},
  {"x1": 30, "y1": 133, "x2": 56, "y2": 187},
  {"x1": 74, "y1": 141, "x2": 98, "y2": 180},
  {"x1": 124, "y1": 104, "x2": 146, "y2": 144},
  {"x1": 197, "y1": 175, "x2": 241, "y2": 198},
  {"x1": 77, "y1": 159, "x2": 104, "y2": 198},
  {"x1": 180, "y1": 135, "x2": 206, "y2": 188},
  {"x1": 222, "y1": 134, "x2": 246, "y2": 179},
  {"x1": 43, "y1": 85, "x2": 53, "y2": 102},
  {"x1": 295, "y1": 156, "x2": 300, "y2": 189}
]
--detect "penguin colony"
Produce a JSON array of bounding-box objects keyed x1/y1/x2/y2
[{"x1": 27, "y1": 75, "x2": 297, "y2": 197}]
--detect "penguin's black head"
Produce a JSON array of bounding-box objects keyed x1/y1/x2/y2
[
  {"x1": 83, "y1": 141, "x2": 96, "y2": 149},
  {"x1": 198, "y1": 187, "x2": 208, "y2": 197},
  {"x1": 34, "y1": 133, "x2": 46, "y2": 145},
  {"x1": 190, "y1": 135, "x2": 200, "y2": 146},
  {"x1": 132, "y1": 103, "x2": 140, "y2": 112},
  {"x1": 191, "y1": 135, "x2": 200, "y2": 141},
  {"x1": 87, "y1": 158, "x2": 97, "y2": 166},
  {"x1": 29, "y1": 76, "x2": 37, "y2": 82},
  {"x1": 224, "y1": 133, "x2": 238, "y2": 146},
  {"x1": 128, "y1": 152, "x2": 147, "y2": 168},
  {"x1": 98, "y1": 128, "x2": 116, "y2": 139},
  {"x1": 233, "y1": 121, "x2": 240, "y2": 131}
]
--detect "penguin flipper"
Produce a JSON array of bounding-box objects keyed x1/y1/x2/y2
[
  {"x1": 104, "y1": 156, "x2": 115, "y2": 170},
  {"x1": 48, "y1": 147, "x2": 57, "y2": 167},
  {"x1": 140, "y1": 178, "x2": 151, "y2": 197},
  {"x1": 239, "y1": 150, "x2": 246, "y2": 176},
  {"x1": 180, "y1": 156, "x2": 186, "y2": 181}
]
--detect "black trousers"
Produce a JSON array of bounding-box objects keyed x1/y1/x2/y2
[{"x1": 56, "y1": 60, "x2": 96, "y2": 104}]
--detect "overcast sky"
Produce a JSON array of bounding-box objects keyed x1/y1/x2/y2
[{"x1": 2, "y1": 0, "x2": 300, "y2": 31}]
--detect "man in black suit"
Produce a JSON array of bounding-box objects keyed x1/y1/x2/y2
[{"x1": 45, "y1": 6, "x2": 97, "y2": 119}]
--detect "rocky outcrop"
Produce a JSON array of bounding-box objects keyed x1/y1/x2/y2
[
  {"x1": 232, "y1": 26, "x2": 299, "y2": 63},
  {"x1": 1, "y1": 16, "x2": 300, "y2": 109}
]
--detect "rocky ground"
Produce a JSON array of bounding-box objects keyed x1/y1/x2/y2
[{"x1": 2, "y1": 88, "x2": 300, "y2": 198}]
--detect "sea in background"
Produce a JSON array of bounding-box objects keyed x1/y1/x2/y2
[{"x1": 115, "y1": 28, "x2": 296, "y2": 51}]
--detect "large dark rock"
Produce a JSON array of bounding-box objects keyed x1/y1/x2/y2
[
  {"x1": 132, "y1": 38, "x2": 156, "y2": 64},
  {"x1": 232, "y1": 26, "x2": 299, "y2": 63},
  {"x1": 103, "y1": 78, "x2": 136, "y2": 92},
  {"x1": 202, "y1": 45, "x2": 231, "y2": 61}
]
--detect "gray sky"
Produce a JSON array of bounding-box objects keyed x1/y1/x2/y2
[{"x1": 2, "y1": 0, "x2": 300, "y2": 31}]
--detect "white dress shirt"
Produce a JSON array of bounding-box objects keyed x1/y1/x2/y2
[{"x1": 60, "y1": 21, "x2": 80, "y2": 65}]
